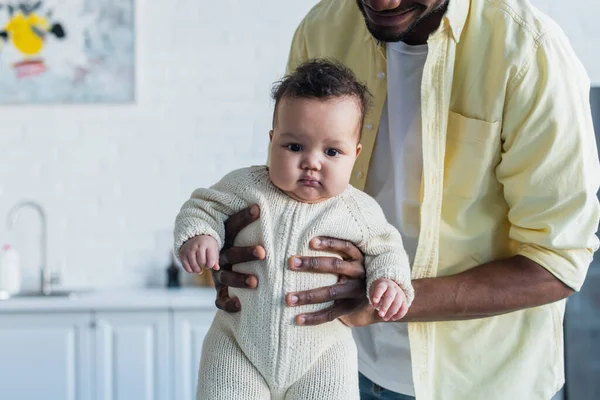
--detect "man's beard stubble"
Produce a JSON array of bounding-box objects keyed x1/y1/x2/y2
[{"x1": 355, "y1": 0, "x2": 450, "y2": 43}]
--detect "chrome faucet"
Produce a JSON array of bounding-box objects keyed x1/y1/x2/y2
[{"x1": 7, "y1": 201, "x2": 53, "y2": 295}]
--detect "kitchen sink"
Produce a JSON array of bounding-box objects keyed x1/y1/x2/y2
[{"x1": 0, "y1": 289, "x2": 90, "y2": 300}]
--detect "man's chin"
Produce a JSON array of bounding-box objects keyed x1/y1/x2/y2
[
  {"x1": 364, "y1": 23, "x2": 407, "y2": 43},
  {"x1": 356, "y1": 0, "x2": 449, "y2": 43}
]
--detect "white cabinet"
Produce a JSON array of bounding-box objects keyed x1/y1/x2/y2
[
  {"x1": 0, "y1": 290, "x2": 217, "y2": 400},
  {"x1": 0, "y1": 313, "x2": 93, "y2": 400},
  {"x1": 94, "y1": 311, "x2": 171, "y2": 400},
  {"x1": 173, "y1": 310, "x2": 215, "y2": 400},
  {"x1": 0, "y1": 309, "x2": 215, "y2": 400}
]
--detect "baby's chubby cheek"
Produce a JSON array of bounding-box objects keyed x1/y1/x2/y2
[{"x1": 269, "y1": 168, "x2": 282, "y2": 186}]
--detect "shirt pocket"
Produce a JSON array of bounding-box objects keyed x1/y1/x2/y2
[{"x1": 443, "y1": 111, "x2": 502, "y2": 198}]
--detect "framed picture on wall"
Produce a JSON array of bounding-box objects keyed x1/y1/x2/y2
[{"x1": 0, "y1": 0, "x2": 134, "y2": 104}]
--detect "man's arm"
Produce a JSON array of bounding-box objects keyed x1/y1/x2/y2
[
  {"x1": 397, "y1": 255, "x2": 573, "y2": 323},
  {"x1": 493, "y1": 30, "x2": 600, "y2": 294},
  {"x1": 285, "y1": 241, "x2": 575, "y2": 326}
]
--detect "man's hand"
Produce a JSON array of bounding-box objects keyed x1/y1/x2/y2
[
  {"x1": 212, "y1": 204, "x2": 265, "y2": 312},
  {"x1": 339, "y1": 302, "x2": 382, "y2": 327},
  {"x1": 284, "y1": 237, "x2": 367, "y2": 326}
]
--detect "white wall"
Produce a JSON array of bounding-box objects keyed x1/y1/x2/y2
[
  {"x1": 0, "y1": 0, "x2": 597, "y2": 291},
  {"x1": 532, "y1": 0, "x2": 600, "y2": 85},
  {"x1": 0, "y1": 0, "x2": 318, "y2": 290}
]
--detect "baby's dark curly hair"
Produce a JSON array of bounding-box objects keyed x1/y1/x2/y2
[{"x1": 271, "y1": 59, "x2": 372, "y2": 135}]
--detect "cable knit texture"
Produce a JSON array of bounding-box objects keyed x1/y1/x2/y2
[{"x1": 174, "y1": 166, "x2": 413, "y2": 398}]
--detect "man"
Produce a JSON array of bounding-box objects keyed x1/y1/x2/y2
[{"x1": 211, "y1": 0, "x2": 600, "y2": 399}]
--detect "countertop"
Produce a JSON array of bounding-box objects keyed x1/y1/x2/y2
[{"x1": 0, "y1": 287, "x2": 217, "y2": 313}]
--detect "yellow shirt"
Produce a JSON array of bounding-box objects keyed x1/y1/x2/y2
[{"x1": 285, "y1": 0, "x2": 600, "y2": 399}]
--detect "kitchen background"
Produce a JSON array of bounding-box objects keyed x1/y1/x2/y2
[
  {"x1": 0, "y1": 0, "x2": 318, "y2": 290},
  {"x1": 0, "y1": 0, "x2": 598, "y2": 399}
]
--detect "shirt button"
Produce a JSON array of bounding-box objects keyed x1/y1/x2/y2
[
  {"x1": 365, "y1": 123, "x2": 373, "y2": 130},
  {"x1": 356, "y1": 171, "x2": 364, "y2": 179},
  {"x1": 377, "y1": 72, "x2": 386, "y2": 80}
]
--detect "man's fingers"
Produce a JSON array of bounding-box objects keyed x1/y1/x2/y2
[
  {"x1": 288, "y1": 256, "x2": 365, "y2": 279},
  {"x1": 215, "y1": 295, "x2": 242, "y2": 313},
  {"x1": 310, "y1": 236, "x2": 364, "y2": 262},
  {"x1": 214, "y1": 206, "x2": 262, "y2": 315},
  {"x1": 219, "y1": 245, "x2": 265, "y2": 267},
  {"x1": 295, "y1": 299, "x2": 361, "y2": 326},
  {"x1": 216, "y1": 284, "x2": 228, "y2": 298},
  {"x1": 213, "y1": 269, "x2": 258, "y2": 289},
  {"x1": 224, "y1": 205, "x2": 260, "y2": 248},
  {"x1": 286, "y1": 279, "x2": 363, "y2": 307},
  {"x1": 214, "y1": 284, "x2": 241, "y2": 312}
]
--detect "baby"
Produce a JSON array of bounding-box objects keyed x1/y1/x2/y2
[{"x1": 174, "y1": 59, "x2": 413, "y2": 400}]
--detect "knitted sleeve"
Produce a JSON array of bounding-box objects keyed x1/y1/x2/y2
[
  {"x1": 173, "y1": 169, "x2": 249, "y2": 258},
  {"x1": 344, "y1": 189, "x2": 415, "y2": 306}
]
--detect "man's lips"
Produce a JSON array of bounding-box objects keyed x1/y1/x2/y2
[
  {"x1": 363, "y1": 4, "x2": 420, "y2": 26},
  {"x1": 365, "y1": 4, "x2": 418, "y2": 16}
]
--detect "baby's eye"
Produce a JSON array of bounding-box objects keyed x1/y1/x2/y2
[
  {"x1": 286, "y1": 144, "x2": 302, "y2": 152},
  {"x1": 325, "y1": 148, "x2": 341, "y2": 157}
]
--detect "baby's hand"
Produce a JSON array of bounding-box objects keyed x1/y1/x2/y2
[
  {"x1": 369, "y1": 278, "x2": 408, "y2": 321},
  {"x1": 179, "y1": 235, "x2": 220, "y2": 274}
]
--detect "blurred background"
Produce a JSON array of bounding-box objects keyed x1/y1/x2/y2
[{"x1": 0, "y1": 1, "x2": 597, "y2": 399}]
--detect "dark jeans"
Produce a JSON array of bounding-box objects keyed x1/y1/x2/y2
[{"x1": 359, "y1": 373, "x2": 416, "y2": 400}]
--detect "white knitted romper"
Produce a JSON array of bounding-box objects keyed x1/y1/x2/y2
[{"x1": 174, "y1": 166, "x2": 413, "y2": 400}]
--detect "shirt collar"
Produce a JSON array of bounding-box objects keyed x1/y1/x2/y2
[{"x1": 443, "y1": 0, "x2": 470, "y2": 43}]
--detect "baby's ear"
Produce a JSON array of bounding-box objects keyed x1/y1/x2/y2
[
  {"x1": 355, "y1": 143, "x2": 362, "y2": 158},
  {"x1": 269, "y1": 130, "x2": 274, "y2": 142}
]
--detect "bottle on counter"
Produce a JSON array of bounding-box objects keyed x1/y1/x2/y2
[
  {"x1": 166, "y1": 251, "x2": 181, "y2": 289},
  {"x1": 0, "y1": 244, "x2": 21, "y2": 296},
  {"x1": 194, "y1": 267, "x2": 215, "y2": 288}
]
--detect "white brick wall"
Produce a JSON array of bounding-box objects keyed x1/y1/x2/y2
[
  {"x1": 532, "y1": 0, "x2": 600, "y2": 85},
  {"x1": 0, "y1": 0, "x2": 597, "y2": 291},
  {"x1": 0, "y1": 0, "x2": 318, "y2": 290}
]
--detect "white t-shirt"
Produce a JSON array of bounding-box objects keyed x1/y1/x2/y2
[{"x1": 353, "y1": 40, "x2": 428, "y2": 396}]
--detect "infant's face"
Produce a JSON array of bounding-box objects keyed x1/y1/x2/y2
[{"x1": 269, "y1": 96, "x2": 362, "y2": 203}]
